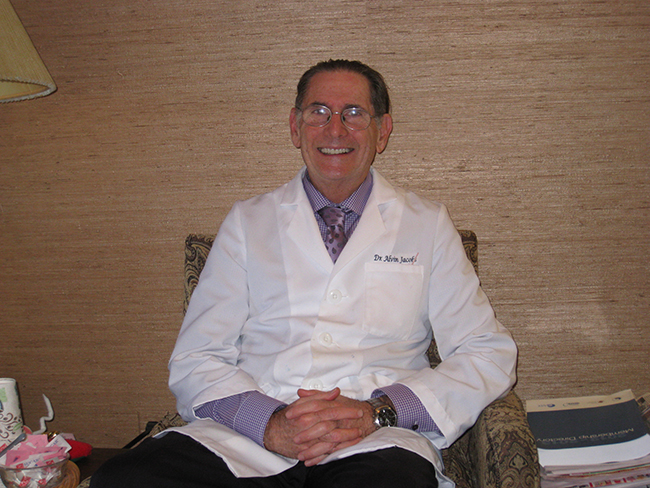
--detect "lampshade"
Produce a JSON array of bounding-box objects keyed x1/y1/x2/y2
[{"x1": 0, "y1": 0, "x2": 56, "y2": 103}]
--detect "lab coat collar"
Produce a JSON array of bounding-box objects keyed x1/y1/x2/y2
[{"x1": 280, "y1": 167, "x2": 398, "y2": 272}]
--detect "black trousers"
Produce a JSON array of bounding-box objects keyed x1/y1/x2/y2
[{"x1": 90, "y1": 432, "x2": 439, "y2": 488}]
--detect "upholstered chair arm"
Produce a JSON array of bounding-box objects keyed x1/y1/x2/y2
[{"x1": 466, "y1": 390, "x2": 540, "y2": 488}]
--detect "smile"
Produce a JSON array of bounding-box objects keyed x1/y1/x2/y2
[{"x1": 319, "y1": 148, "x2": 353, "y2": 155}]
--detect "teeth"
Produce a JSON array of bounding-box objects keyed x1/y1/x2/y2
[{"x1": 320, "y1": 148, "x2": 352, "y2": 155}]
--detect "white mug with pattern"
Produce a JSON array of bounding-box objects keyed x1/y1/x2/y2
[{"x1": 0, "y1": 378, "x2": 24, "y2": 455}]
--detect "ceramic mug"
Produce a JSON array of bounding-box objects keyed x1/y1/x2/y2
[{"x1": 0, "y1": 379, "x2": 24, "y2": 454}]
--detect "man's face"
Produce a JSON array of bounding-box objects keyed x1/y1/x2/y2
[{"x1": 290, "y1": 70, "x2": 392, "y2": 202}]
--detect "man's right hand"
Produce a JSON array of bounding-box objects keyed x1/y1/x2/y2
[{"x1": 262, "y1": 388, "x2": 365, "y2": 465}]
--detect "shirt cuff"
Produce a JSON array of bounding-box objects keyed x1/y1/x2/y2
[
  {"x1": 373, "y1": 383, "x2": 441, "y2": 435},
  {"x1": 195, "y1": 391, "x2": 287, "y2": 447}
]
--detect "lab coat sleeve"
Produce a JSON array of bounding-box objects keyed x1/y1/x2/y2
[
  {"x1": 396, "y1": 205, "x2": 518, "y2": 448},
  {"x1": 168, "y1": 202, "x2": 261, "y2": 421}
]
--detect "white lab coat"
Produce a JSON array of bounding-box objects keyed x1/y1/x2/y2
[{"x1": 165, "y1": 168, "x2": 517, "y2": 487}]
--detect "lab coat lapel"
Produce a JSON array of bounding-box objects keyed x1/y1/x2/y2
[
  {"x1": 279, "y1": 168, "x2": 399, "y2": 272},
  {"x1": 281, "y1": 170, "x2": 333, "y2": 271},
  {"x1": 334, "y1": 170, "x2": 399, "y2": 270}
]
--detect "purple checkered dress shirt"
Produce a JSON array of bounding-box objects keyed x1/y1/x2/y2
[{"x1": 195, "y1": 171, "x2": 439, "y2": 446}]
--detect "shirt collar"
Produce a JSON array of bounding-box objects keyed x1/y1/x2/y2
[{"x1": 302, "y1": 170, "x2": 373, "y2": 217}]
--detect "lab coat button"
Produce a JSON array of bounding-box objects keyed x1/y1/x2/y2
[
  {"x1": 320, "y1": 333, "x2": 333, "y2": 345},
  {"x1": 328, "y1": 289, "x2": 342, "y2": 303},
  {"x1": 309, "y1": 380, "x2": 324, "y2": 390}
]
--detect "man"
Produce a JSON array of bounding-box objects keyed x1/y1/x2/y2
[{"x1": 91, "y1": 59, "x2": 517, "y2": 488}]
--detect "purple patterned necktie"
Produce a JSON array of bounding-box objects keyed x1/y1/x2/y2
[{"x1": 319, "y1": 206, "x2": 348, "y2": 263}]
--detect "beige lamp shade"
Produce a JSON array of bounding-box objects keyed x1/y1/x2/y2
[{"x1": 0, "y1": 0, "x2": 56, "y2": 103}]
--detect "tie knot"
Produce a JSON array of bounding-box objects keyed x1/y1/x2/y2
[{"x1": 319, "y1": 206, "x2": 346, "y2": 227}]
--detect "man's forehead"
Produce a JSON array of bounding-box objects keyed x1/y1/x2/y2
[{"x1": 302, "y1": 70, "x2": 373, "y2": 107}]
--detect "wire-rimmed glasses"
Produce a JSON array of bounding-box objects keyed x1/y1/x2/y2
[{"x1": 298, "y1": 104, "x2": 376, "y2": 131}]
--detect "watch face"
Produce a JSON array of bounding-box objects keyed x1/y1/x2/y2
[{"x1": 377, "y1": 406, "x2": 397, "y2": 427}]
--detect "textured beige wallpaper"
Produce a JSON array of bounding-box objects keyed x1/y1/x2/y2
[{"x1": 1, "y1": 0, "x2": 648, "y2": 448}]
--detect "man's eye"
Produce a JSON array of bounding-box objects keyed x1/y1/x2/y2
[
  {"x1": 311, "y1": 107, "x2": 329, "y2": 116},
  {"x1": 345, "y1": 108, "x2": 363, "y2": 117}
]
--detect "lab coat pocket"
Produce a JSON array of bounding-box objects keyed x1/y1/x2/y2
[{"x1": 363, "y1": 262, "x2": 424, "y2": 340}]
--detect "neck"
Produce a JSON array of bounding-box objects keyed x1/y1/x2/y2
[
  {"x1": 320, "y1": 187, "x2": 355, "y2": 204},
  {"x1": 306, "y1": 174, "x2": 368, "y2": 204}
]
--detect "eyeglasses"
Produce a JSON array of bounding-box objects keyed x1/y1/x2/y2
[{"x1": 298, "y1": 104, "x2": 376, "y2": 131}]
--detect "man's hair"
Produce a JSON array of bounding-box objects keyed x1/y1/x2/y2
[{"x1": 295, "y1": 59, "x2": 391, "y2": 117}]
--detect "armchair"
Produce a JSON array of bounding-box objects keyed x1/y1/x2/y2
[
  {"x1": 79, "y1": 231, "x2": 539, "y2": 488},
  {"x1": 181, "y1": 231, "x2": 540, "y2": 488}
]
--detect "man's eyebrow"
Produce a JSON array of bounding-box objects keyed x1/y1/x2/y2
[{"x1": 306, "y1": 102, "x2": 366, "y2": 110}]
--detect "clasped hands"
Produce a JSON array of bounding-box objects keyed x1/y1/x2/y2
[{"x1": 263, "y1": 387, "x2": 376, "y2": 466}]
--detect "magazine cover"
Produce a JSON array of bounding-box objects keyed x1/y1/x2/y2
[{"x1": 527, "y1": 390, "x2": 650, "y2": 467}]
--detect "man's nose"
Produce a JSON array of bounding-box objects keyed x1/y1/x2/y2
[{"x1": 326, "y1": 112, "x2": 349, "y2": 136}]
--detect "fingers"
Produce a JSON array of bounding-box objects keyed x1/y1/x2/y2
[
  {"x1": 266, "y1": 390, "x2": 369, "y2": 463},
  {"x1": 286, "y1": 389, "x2": 340, "y2": 419},
  {"x1": 296, "y1": 387, "x2": 340, "y2": 400},
  {"x1": 303, "y1": 455, "x2": 329, "y2": 467},
  {"x1": 297, "y1": 440, "x2": 335, "y2": 463},
  {"x1": 297, "y1": 434, "x2": 364, "y2": 467},
  {"x1": 285, "y1": 393, "x2": 362, "y2": 421},
  {"x1": 317, "y1": 427, "x2": 363, "y2": 445},
  {"x1": 287, "y1": 402, "x2": 363, "y2": 423},
  {"x1": 293, "y1": 421, "x2": 361, "y2": 445},
  {"x1": 329, "y1": 438, "x2": 363, "y2": 452}
]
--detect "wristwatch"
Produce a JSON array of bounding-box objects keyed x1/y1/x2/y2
[{"x1": 366, "y1": 397, "x2": 398, "y2": 429}]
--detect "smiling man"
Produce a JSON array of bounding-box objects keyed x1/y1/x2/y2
[
  {"x1": 91, "y1": 60, "x2": 517, "y2": 488},
  {"x1": 289, "y1": 68, "x2": 392, "y2": 203}
]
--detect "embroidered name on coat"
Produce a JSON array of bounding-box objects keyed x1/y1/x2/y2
[{"x1": 373, "y1": 253, "x2": 419, "y2": 264}]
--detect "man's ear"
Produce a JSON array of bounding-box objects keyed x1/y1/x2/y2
[
  {"x1": 376, "y1": 113, "x2": 393, "y2": 154},
  {"x1": 289, "y1": 108, "x2": 301, "y2": 148}
]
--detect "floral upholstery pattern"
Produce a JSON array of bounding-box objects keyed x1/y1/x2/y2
[{"x1": 183, "y1": 233, "x2": 215, "y2": 314}]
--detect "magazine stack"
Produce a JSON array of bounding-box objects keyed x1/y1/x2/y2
[{"x1": 527, "y1": 389, "x2": 650, "y2": 488}]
